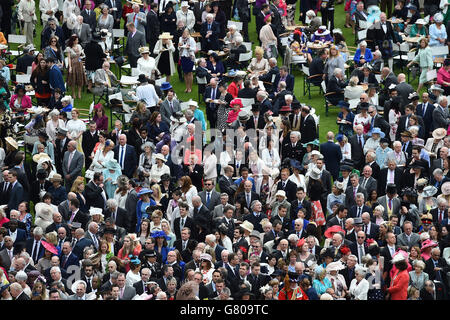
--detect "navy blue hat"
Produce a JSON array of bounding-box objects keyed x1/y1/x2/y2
[
  {"x1": 160, "y1": 82, "x2": 172, "y2": 91},
  {"x1": 337, "y1": 101, "x2": 350, "y2": 109},
  {"x1": 290, "y1": 159, "x2": 303, "y2": 171}
]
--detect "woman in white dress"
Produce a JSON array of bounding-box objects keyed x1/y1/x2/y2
[
  {"x1": 349, "y1": 265, "x2": 369, "y2": 300},
  {"x1": 46, "y1": 109, "x2": 66, "y2": 146},
  {"x1": 288, "y1": 160, "x2": 306, "y2": 189},
  {"x1": 62, "y1": 0, "x2": 79, "y2": 21},
  {"x1": 66, "y1": 108, "x2": 86, "y2": 154},
  {"x1": 179, "y1": 176, "x2": 197, "y2": 209},
  {"x1": 261, "y1": 139, "x2": 281, "y2": 170},
  {"x1": 137, "y1": 46, "x2": 157, "y2": 79},
  {"x1": 249, "y1": 150, "x2": 266, "y2": 180},
  {"x1": 219, "y1": 145, "x2": 233, "y2": 175},
  {"x1": 203, "y1": 149, "x2": 217, "y2": 181},
  {"x1": 336, "y1": 134, "x2": 351, "y2": 160},
  {"x1": 149, "y1": 153, "x2": 170, "y2": 183},
  {"x1": 91, "y1": 139, "x2": 115, "y2": 173}
]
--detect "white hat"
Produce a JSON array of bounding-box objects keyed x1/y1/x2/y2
[
  {"x1": 309, "y1": 167, "x2": 321, "y2": 180},
  {"x1": 89, "y1": 207, "x2": 104, "y2": 217},
  {"x1": 240, "y1": 220, "x2": 254, "y2": 233},
  {"x1": 415, "y1": 18, "x2": 426, "y2": 25},
  {"x1": 311, "y1": 150, "x2": 321, "y2": 156},
  {"x1": 188, "y1": 99, "x2": 198, "y2": 107},
  {"x1": 181, "y1": 1, "x2": 189, "y2": 7},
  {"x1": 392, "y1": 253, "x2": 406, "y2": 264},
  {"x1": 138, "y1": 46, "x2": 150, "y2": 54},
  {"x1": 154, "y1": 153, "x2": 167, "y2": 162},
  {"x1": 275, "y1": 190, "x2": 286, "y2": 198}
]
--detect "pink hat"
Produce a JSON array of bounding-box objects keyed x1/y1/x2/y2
[
  {"x1": 421, "y1": 239, "x2": 438, "y2": 250},
  {"x1": 264, "y1": 14, "x2": 271, "y2": 23},
  {"x1": 230, "y1": 98, "x2": 243, "y2": 108}
]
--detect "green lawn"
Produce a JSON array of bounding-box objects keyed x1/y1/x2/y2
[{"x1": 23, "y1": 2, "x2": 420, "y2": 141}]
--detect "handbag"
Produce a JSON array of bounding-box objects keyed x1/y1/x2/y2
[{"x1": 311, "y1": 200, "x2": 326, "y2": 226}]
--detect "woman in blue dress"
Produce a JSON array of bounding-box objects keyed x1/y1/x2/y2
[
  {"x1": 312, "y1": 265, "x2": 332, "y2": 297},
  {"x1": 152, "y1": 230, "x2": 173, "y2": 264},
  {"x1": 102, "y1": 159, "x2": 122, "y2": 199},
  {"x1": 337, "y1": 101, "x2": 355, "y2": 137},
  {"x1": 135, "y1": 188, "x2": 157, "y2": 233}
]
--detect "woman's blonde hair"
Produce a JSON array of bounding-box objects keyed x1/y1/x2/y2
[
  {"x1": 254, "y1": 46, "x2": 264, "y2": 57},
  {"x1": 70, "y1": 176, "x2": 85, "y2": 193},
  {"x1": 349, "y1": 76, "x2": 359, "y2": 87},
  {"x1": 329, "y1": 45, "x2": 340, "y2": 57}
]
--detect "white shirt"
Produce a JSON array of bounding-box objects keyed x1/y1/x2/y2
[
  {"x1": 133, "y1": 83, "x2": 160, "y2": 107},
  {"x1": 387, "y1": 169, "x2": 395, "y2": 184},
  {"x1": 9, "y1": 230, "x2": 17, "y2": 242}
]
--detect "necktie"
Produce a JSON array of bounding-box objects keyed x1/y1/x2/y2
[
  {"x1": 32, "y1": 240, "x2": 39, "y2": 262},
  {"x1": 8, "y1": 249, "x2": 12, "y2": 261},
  {"x1": 358, "y1": 245, "x2": 364, "y2": 263},
  {"x1": 181, "y1": 217, "x2": 185, "y2": 228},
  {"x1": 282, "y1": 181, "x2": 286, "y2": 189},
  {"x1": 120, "y1": 287, "x2": 124, "y2": 298},
  {"x1": 120, "y1": 146, "x2": 125, "y2": 169},
  {"x1": 211, "y1": 88, "x2": 216, "y2": 100},
  {"x1": 435, "y1": 261, "x2": 442, "y2": 281},
  {"x1": 206, "y1": 192, "x2": 211, "y2": 207},
  {"x1": 402, "y1": 143, "x2": 406, "y2": 152},
  {"x1": 3, "y1": 182, "x2": 8, "y2": 192},
  {"x1": 357, "y1": 207, "x2": 361, "y2": 217},
  {"x1": 63, "y1": 255, "x2": 68, "y2": 267},
  {"x1": 70, "y1": 211, "x2": 76, "y2": 223},
  {"x1": 200, "y1": 2, "x2": 203, "y2": 10},
  {"x1": 58, "y1": 239, "x2": 63, "y2": 248},
  {"x1": 422, "y1": 104, "x2": 426, "y2": 117},
  {"x1": 112, "y1": 210, "x2": 117, "y2": 222},
  {"x1": 169, "y1": 101, "x2": 173, "y2": 112},
  {"x1": 236, "y1": 161, "x2": 240, "y2": 169},
  {"x1": 364, "y1": 224, "x2": 368, "y2": 234},
  {"x1": 68, "y1": 152, "x2": 74, "y2": 169},
  {"x1": 388, "y1": 199, "x2": 392, "y2": 210},
  {"x1": 390, "y1": 247, "x2": 394, "y2": 257},
  {"x1": 183, "y1": 241, "x2": 186, "y2": 250},
  {"x1": 363, "y1": 178, "x2": 367, "y2": 189},
  {"x1": 105, "y1": 72, "x2": 111, "y2": 87},
  {"x1": 208, "y1": 24, "x2": 211, "y2": 30},
  {"x1": 246, "y1": 193, "x2": 250, "y2": 207},
  {"x1": 354, "y1": 187, "x2": 357, "y2": 199},
  {"x1": 92, "y1": 234, "x2": 98, "y2": 248},
  {"x1": 254, "y1": 117, "x2": 257, "y2": 128},
  {"x1": 358, "y1": 136, "x2": 362, "y2": 149},
  {"x1": 294, "y1": 115, "x2": 298, "y2": 128},
  {"x1": 86, "y1": 278, "x2": 92, "y2": 292},
  {"x1": 439, "y1": 211, "x2": 443, "y2": 223}
]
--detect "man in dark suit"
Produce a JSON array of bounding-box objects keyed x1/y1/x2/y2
[
  {"x1": 237, "y1": 180, "x2": 260, "y2": 210},
  {"x1": 0, "y1": 170, "x2": 12, "y2": 205},
  {"x1": 326, "y1": 68, "x2": 346, "y2": 105},
  {"x1": 345, "y1": 174, "x2": 368, "y2": 209},
  {"x1": 193, "y1": 0, "x2": 207, "y2": 32},
  {"x1": 395, "y1": 105, "x2": 419, "y2": 142},
  {"x1": 368, "y1": 106, "x2": 390, "y2": 141},
  {"x1": 80, "y1": 1, "x2": 97, "y2": 32},
  {"x1": 25, "y1": 230, "x2": 45, "y2": 265},
  {"x1": 247, "y1": 262, "x2": 270, "y2": 299},
  {"x1": 432, "y1": 96, "x2": 450, "y2": 130},
  {"x1": 380, "y1": 231, "x2": 398, "y2": 279},
  {"x1": 349, "y1": 123, "x2": 367, "y2": 171},
  {"x1": 60, "y1": 241, "x2": 79, "y2": 270},
  {"x1": 290, "y1": 187, "x2": 312, "y2": 221},
  {"x1": 431, "y1": 199, "x2": 448, "y2": 226},
  {"x1": 30, "y1": 169, "x2": 52, "y2": 206},
  {"x1": 62, "y1": 141, "x2": 84, "y2": 190},
  {"x1": 103, "y1": 199, "x2": 128, "y2": 230},
  {"x1": 54, "y1": 128, "x2": 70, "y2": 175},
  {"x1": 114, "y1": 134, "x2": 137, "y2": 179},
  {"x1": 359, "y1": 165, "x2": 378, "y2": 195},
  {"x1": 320, "y1": 131, "x2": 342, "y2": 180},
  {"x1": 365, "y1": 151, "x2": 381, "y2": 181},
  {"x1": 203, "y1": 78, "x2": 220, "y2": 129},
  {"x1": 6, "y1": 170, "x2": 24, "y2": 211},
  {"x1": 200, "y1": 14, "x2": 220, "y2": 51},
  {"x1": 246, "y1": 104, "x2": 266, "y2": 130},
  {"x1": 218, "y1": 166, "x2": 237, "y2": 200},
  {"x1": 0, "y1": 236, "x2": 14, "y2": 271},
  {"x1": 125, "y1": 23, "x2": 146, "y2": 68},
  {"x1": 198, "y1": 179, "x2": 221, "y2": 211},
  {"x1": 361, "y1": 212, "x2": 379, "y2": 239},
  {"x1": 104, "y1": 0, "x2": 122, "y2": 28},
  {"x1": 326, "y1": 205, "x2": 347, "y2": 229},
  {"x1": 66, "y1": 198, "x2": 89, "y2": 230},
  {"x1": 145, "y1": 3, "x2": 160, "y2": 53},
  {"x1": 81, "y1": 121, "x2": 99, "y2": 169},
  {"x1": 340, "y1": 254, "x2": 357, "y2": 288},
  {"x1": 242, "y1": 201, "x2": 268, "y2": 233},
  {"x1": 192, "y1": 196, "x2": 213, "y2": 241},
  {"x1": 133, "y1": 267, "x2": 152, "y2": 295},
  {"x1": 259, "y1": 58, "x2": 279, "y2": 86},
  {"x1": 309, "y1": 50, "x2": 327, "y2": 85},
  {"x1": 349, "y1": 231, "x2": 370, "y2": 264},
  {"x1": 272, "y1": 66, "x2": 294, "y2": 94},
  {"x1": 377, "y1": 160, "x2": 403, "y2": 196},
  {"x1": 7, "y1": 219, "x2": 26, "y2": 249},
  {"x1": 277, "y1": 167, "x2": 298, "y2": 202},
  {"x1": 416, "y1": 92, "x2": 435, "y2": 138},
  {"x1": 173, "y1": 227, "x2": 198, "y2": 263},
  {"x1": 173, "y1": 202, "x2": 196, "y2": 239},
  {"x1": 299, "y1": 106, "x2": 317, "y2": 145},
  {"x1": 83, "y1": 172, "x2": 107, "y2": 210},
  {"x1": 424, "y1": 248, "x2": 450, "y2": 293},
  {"x1": 349, "y1": 197, "x2": 372, "y2": 219},
  {"x1": 72, "y1": 228, "x2": 95, "y2": 259}
]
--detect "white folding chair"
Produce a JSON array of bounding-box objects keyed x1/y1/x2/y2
[
  {"x1": 26, "y1": 66, "x2": 32, "y2": 75},
  {"x1": 375, "y1": 74, "x2": 382, "y2": 82},
  {"x1": 357, "y1": 30, "x2": 367, "y2": 41},
  {"x1": 240, "y1": 98, "x2": 254, "y2": 108},
  {"x1": 433, "y1": 46, "x2": 449, "y2": 57},
  {"x1": 427, "y1": 69, "x2": 437, "y2": 82},
  {"x1": 196, "y1": 76, "x2": 207, "y2": 85},
  {"x1": 7, "y1": 34, "x2": 27, "y2": 58},
  {"x1": 227, "y1": 20, "x2": 243, "y2": 31},
  {"x1": 359, "y1": 20, "x2": 372, "y2": 29},
  {"x1": 16, "y1": 74, "x2": 31, "y2": 84},
  {"x1": 280, "y1": 37, "x2": 289, "y2": 47},
  {"x1": 239, "y1": 51, "x2": 252, "y2": 63},
  {"x1": 242, "y1": 42, "x2": 252, "y2": 51},
  {"x1": 112, "y1": 29, "x2": 125, "y2": 51}
]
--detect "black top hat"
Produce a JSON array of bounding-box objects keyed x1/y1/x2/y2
[
  {"x1": 359, "y1": 102, "x2": 369, "y2": 110},
  {"x1": 287, "y1": 272, "x2": 300, "y2": 282},
  {"x1": 160, "y1": 173, "x2": 171, "y2": 181},
  {"x1": 144, "y1": 250, "x2": 157, "y2": 258},
  {"x1": 292, "y1": 101, "x2": 301, "y2": 109},
  {"x1": 251, "y1": 103, "x2": 260, "y2": 112}
]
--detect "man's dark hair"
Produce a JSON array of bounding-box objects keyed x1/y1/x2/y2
[{"x1": 70, "y1": 198, "x2": 80, "y2": 208}]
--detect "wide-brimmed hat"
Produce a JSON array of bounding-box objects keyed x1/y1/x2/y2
[
  {"x1": 240, "y1": 220, "x2": 254, "y2": 233},
  {"x1": 430, "y1": 84, "x2": 444, "y2": 92},
  {"x1": 400, "y1": 131, "x2": 412, "y2": 138},
  {"x1": 386, "y1": 183, "x2": 397, "y2": 194},
  {"x1": 154, "y1": 153, "x2": 167, "y2": 162},
  {"x1": 187, "y1": 99, "x2": 198, "y2": 108},
  {"x1": 334, "y1": 180, "x2": 344, "y2": 191},
  {"x1": 137, "y1": 74, "x2": 148, "y2": 83},
  {"x1": 138, "y1": 46, "x2": 150, "y2": 54},
  {"x1": 0, "y1": 284, "x2": 10, "y2": 295},
  {"x1": 271, "y1": 168, "x2": 280, "y2": 180},
  {"x1": 230, "y1": 98, "x2": 243, "y2": 108},
  {"x1": 275, "y1": 190, "x2": 286, "y2": 198},
  {"x1": 290, "y1": 159, "x2": 303, "y2": 171},
  {"x1": 310, "y1": 150, "x2": 322, "y2": 157},
  {"x1": 309, "y1": 167, "x2": 322, "y2": 180},
  {"x1": 160, "y1": 82, "x2": 172, "y2": 91},
  {"x1": 442, "y1": 181, "x2": 450, "y2": 195},
  {"x1": 159, "y1": 32, "x2": 173, "y2": 40},
  {"x1": 392, "y1": 253, "x2": 406, "y2": 264},
  {"x1": 422, "y1": 186, "x2": 437, "y2": 197},
  {"x1": 417, "y1": 178, "x2": 428, "y2": 187},
  {"x1": 105, "y1": 159, "x2": 121, "y2": 171},
  {"x1": 137, "y1": 188, "x2": 153, "y2": 197},
  {"x1": 412, "y1": 138, "x2": 425, "y2": 148},
  {"x1": 434, "y1": 12, "x2": 444, "y2": 23},
  {"x1": 421, "y1": 239, "x2": 438, "y2": 250},
  {"x1": 100, "y1": 29, "x2": 112, "y2": 37},
  {"x1": 35, "y1": 202, "x2": 54, "y2": 219},
  {"x1": 326, "y1": 261, "x2": 345, "y2": 272},
  {"x1": 415, "y1": 18, "x2": 426, "y2": 25},
  {"x1": 89, "y1": 207, "x2": 104, "y2": 217},
  {"x1": 303, "y1": 139, "x2": 320, "y2": 148},
  {"x1": 238, "y1": 110, "x2": 250, "y2": 122},
  {"x1": 433, "y1": 128, "x2": 447, "y2": 140},
  {"x1": 71, "y1": 280, "x2": 87, "y2": 295},
  {"x1": 41, "y1": 240, "x2": 58, "y2": 254},
  {"x1": 5, "y1": 137, "x2": 18, "y2": 150},
  {"x1": 33, "y1": 152, "x2": 52, "y2": 164},
  {"x1": 200, "y1": 253, "x2": 212, "y2": 263},
  {"x1": 337, "y1": 100, "x2": 350, "y2": 110},
  {"x1": 369, "y1": 127, "x2": 385, "y2": 139},
  {"x1": 324, "y1": 225, "x2": 345, "y2": 238},
  {"x1": 315, "y1": 25, "x2": 330, "y2": 36},
  {"x1": 340, "y1": 164, "x2": 353, "y2": 172},
  {"x1": 50, "y1": 174, "x2": 63, "y2": 183}
]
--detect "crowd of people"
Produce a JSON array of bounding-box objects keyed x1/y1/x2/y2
[{"x1": 0, "y1": 0, "x2": 449, "y2": 302}]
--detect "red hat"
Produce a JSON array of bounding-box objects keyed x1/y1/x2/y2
[
  {"x1": 339, "y1": 245, "x2": 351, "y2": 255},
  {"x1": 94, "y1": 103, "x2": 103, "y2": 110},
  {"x1": 297, "y1": 238, "x2": 305, "y2": 248},
  {"x1": 41, "y1": 240, "x2": 58, "y2": 255},
  {"x1": 230, "y1": 98, "x2": 243, "y2": 108},
  {"x1": 421, "y1": 239, "x2": 438, "y2": 250},
  {"x1": 324, "y1": 225, "x2": 345, "y2": 239}
]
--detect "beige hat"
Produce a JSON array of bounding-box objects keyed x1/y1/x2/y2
[
  {"x1": 33, "y1": 153, "x2": 51, "y2": 164},
  {"x1": 154, "y1": 153, "x2": 167, "y2": 162},
  {"x1": 311, "y1": 150, "x2": 321, "y2": 157},
  {"x1": 50, "y1": 174, "x2": 63, "y2": 183},
  {"x1": 432, "y1": 128, "x2": 447, "y2": 140},
  {"x1": 159, "y1": 32, "x2": 173, "y2": 40},
  {"x1": 240, "y1": 220, "x2": 254, "y2": 233},
  {"x1": 89, "y1": 207, "x2": 104, "y2": 217},
  {"x1": 5, "y1": 137, "x2": 18, "y2": 150},
  {"x1": 138, "y1": 46, "x2": 150, "y2": 54},
  {"x1": 275, "y1": 190, "x2": 286, "y2": 198}
]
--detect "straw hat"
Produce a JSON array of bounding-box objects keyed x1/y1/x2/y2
[
  {"x1": 432, "y1": 128, "x2": 447, "y2": 140},
  {"x1": 159, "y1": 32, "x2": 173, "y2": 40},
  {"x1": 50, "y1": 174, "x2": 63, "y2": 183},
  {"x1": 422, "y1": 186, "x2": 437, "y2": 198},
  {"x1": 138, "y1": 46, "x2": 150, "y2": 54},
  {"x1": 5, "y1": 137, "x2": 18, "y2": 150},
  {"x1": 240, "y1": 220, "x2": 254, "y2": 233},
  {"x1": 154, "y1": 153, "x2": 167, "y2": 162},
  {"x1": 33, "y1": 153, "x2": 51, "y2": 164},
  {"x1": 275, "y1": 190, "x2": 286, "y2": 198}
]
